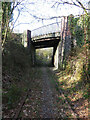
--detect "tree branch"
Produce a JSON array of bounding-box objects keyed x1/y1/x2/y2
[
  {"x1": 52, "y1": 0, "x2": 89, "y2": 11},
  {"x1": 76, "y1": 0, "x2": 88, "y2": 14},
  {"x1": 14, "y1": 20, "x2": 36, "y2": 28}
]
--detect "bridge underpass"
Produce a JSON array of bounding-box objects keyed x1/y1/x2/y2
[
  {"x1": 32, "y1": 34, "x2": 60, "y2": 67},
  {"x1": 32, "y1": 36, "x2": 60, "y2": 49},
  {"x1": 25, "y1": 16, "x2": 72, "y2": 68}
]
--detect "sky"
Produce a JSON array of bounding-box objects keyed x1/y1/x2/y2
[{"x1": 13, "y1": 0, "x2": 89, "y2": 33}]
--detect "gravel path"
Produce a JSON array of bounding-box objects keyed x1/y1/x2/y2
[{"x1": 41, "y1": 67, "x2": 59, "y2": 118}]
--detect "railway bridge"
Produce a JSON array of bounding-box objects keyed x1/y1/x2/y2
[{"x1": 24, "y1": 16, "x2": 72, "y2": 68}]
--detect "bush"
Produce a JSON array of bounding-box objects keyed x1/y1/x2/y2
[
  {"x1": 6, "y1": 84, "x2": 22, "y2": 109},
  {"x1": 3, "y1": 40, "x2": 31, "y2": 72},
  {"x1": 2, "y1": 34, "x2": 32, "y2": 110}
]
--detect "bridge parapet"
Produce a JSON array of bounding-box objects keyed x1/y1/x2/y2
[
  {"x1": 31, "y1": 22, "x2": 61, "y2": 38},
  {"x1": 32, "y1": 32, "x2": 60, "y2": 41}
]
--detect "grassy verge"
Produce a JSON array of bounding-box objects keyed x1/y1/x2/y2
[
  {"x1": 2, "y1": 40, "x2": 34, "y2": 117},
  {"x1": 19, "y1": 67, "x2": 43, "y2": 118},
  {"x1": 47, "y1": 45, "x2": 89, "y2": 118},
  {"x1": 2, "y1": 40, "x2": 43, "y2": 118},
  {"x1": 57, "y1": 46, "x2": 89, "y2": 101}
]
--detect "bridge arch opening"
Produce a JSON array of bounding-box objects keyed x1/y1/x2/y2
[{"x1": 35, "y1": 47, "x2": 53, "y2": 67}]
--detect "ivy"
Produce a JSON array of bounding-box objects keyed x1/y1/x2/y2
[{"x1": 68, "y1": 14, "x2": 89, "y2": 47}]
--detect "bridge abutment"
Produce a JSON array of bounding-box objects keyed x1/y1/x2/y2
[{"x1": 27, "y1": 30, "x2": 36, "y2": 66}]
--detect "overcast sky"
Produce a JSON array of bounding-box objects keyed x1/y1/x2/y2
[{"x1": 13, "y1": 0, "x2": 89, "y2": 33}]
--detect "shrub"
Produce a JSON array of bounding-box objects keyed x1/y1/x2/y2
[{"x1": 6, "y1": 84, "x2": 22, "y2": 109}]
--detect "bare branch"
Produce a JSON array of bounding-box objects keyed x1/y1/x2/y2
[
  {"x1": 51, "y1": 0, "x2": 89, "y2": 11},
  {"x1": 11, "y1": 8, "x2": 21, "y2": 31},
  {"x1": 76, "y1": 0, "x2": 88, "y2": 14},
  {"x1": 14, "y1": 20, "x2": 36, "y2": 28}
]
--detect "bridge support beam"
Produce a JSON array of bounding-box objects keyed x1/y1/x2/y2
[
  {"x1": 59, "y1": 16, "x2": 71, "y2": 69},
  {"x1": 27, "y1": 30, "x2": 36, "y2": 66}
]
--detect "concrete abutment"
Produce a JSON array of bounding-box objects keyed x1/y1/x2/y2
[{"x1": 27, "y1": 30, "x2": 36, "y2": 66}]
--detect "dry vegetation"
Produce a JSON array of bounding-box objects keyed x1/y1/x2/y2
[
  {"x1": 2, "y1": 40, "x2": 89, "y2": 119},
  {"x1": 50, "y1": 45, "x2": 89, "y2": 118}
]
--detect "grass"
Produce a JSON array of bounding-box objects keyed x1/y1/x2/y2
[
  {"x1": 57, "y1": 46, "x2": 89, "y2": 100},
  {"x1": 47, "y1": 45, "x2": 89, "y2": 118},
  {"x1": 2, "y1": 39, "x2": 32, "y2": 109},
  {"x1": 19, "y1": 67, "x2": 43, "y2": 118},
  {"x1": 2, "y1": 38, "x2": 44, "y2": 119},
  {"x1": 6, "y1": 84, "x2": 22, "y2": 109},
  {"x1": 2, "y1": 35, "x2": 89, "y2": 118}
]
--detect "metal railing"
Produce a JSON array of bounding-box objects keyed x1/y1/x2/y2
[{"x1": 31, "y1": 22, "x2": 61, "y2": 38}]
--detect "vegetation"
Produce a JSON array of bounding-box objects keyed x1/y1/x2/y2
[
  {"x1": 2, "y1": 36, "x2": 44, "y2": 117},
  {"x1": 47, "y1": 45, "x2": 89, "y2": 118},
  {"x1": 36, "y1": 48, "x2": 53, "y2": 66},
  {"x1": 68, "y1": 14, "x2": 89, "y2": 47},
  {"x1": 1, "y1": 2, "x2": 22, "y2": 47},
  {"x1": 2, "y1": 2, "x2": 13, "y2": 47},
  {"x1": 2, "y1": 0, "x2": 89, "y2": 118},
  {"x1": 47, "y1": 12, "x2": 89, "y2": 118},
  {"x1": 2, "y1": 34, "x2": 32, "y2": 109}
]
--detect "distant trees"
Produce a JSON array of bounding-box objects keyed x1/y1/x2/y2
[{"x1": 36, "y1": 48, "x2": 53, "y2": 66}]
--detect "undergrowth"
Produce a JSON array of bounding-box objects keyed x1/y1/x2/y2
[
  {"x1": 2, "y1": 39, "x2": 32, "y2": 109},
  {"x1": 58, "y1": 45, "x2": 89, "y2": 101},
  {"x1": 48, "y1": 45, "x2": 89, "y2": 118}
]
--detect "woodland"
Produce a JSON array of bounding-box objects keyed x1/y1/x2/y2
[{"x1": 1, "y1": 0, "x2": 89, "y2": 119}]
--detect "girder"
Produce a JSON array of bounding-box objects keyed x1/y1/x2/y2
[{"x1": 32, "y1": 37, "x2": 60, "y2": 49}]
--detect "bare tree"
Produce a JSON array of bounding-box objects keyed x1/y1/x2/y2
[{"x1": 1, "y1": 0, "x2": 25, "y2": 47}]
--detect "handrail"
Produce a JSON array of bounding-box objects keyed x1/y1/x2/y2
[
  {"x1": 31, "y1": 22, "x2": 61, "y2": 32},
  {"x1": 31, "y1": 22, "x2": 61, "y2": 37}
]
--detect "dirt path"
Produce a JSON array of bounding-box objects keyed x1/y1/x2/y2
[
  {"x1": 19, "y1": 67, "x2": 71, "y2": 118},
  {"x1": 41, "y1": 67, "x2": 58, "y2": 118},
  {"x1": 40, "y1": 67, "x2": 77, "y2": 119},
  {"x1": 3, "y1": 67, "x2": 88, "y2": 119},
  {"x1": 19, "y1": 67, "x2": 65, "y2": 118},
  {"x1": 3, "y1": 67, "x2": 78, "y2": 118}
]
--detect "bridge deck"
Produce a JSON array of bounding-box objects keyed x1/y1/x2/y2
[
  {"x1": 32, "y1": 32, "x2": 60, "y2": 41},
  {"x1": 31, "y1": 32, "x2": 60, "y2": 49}
]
